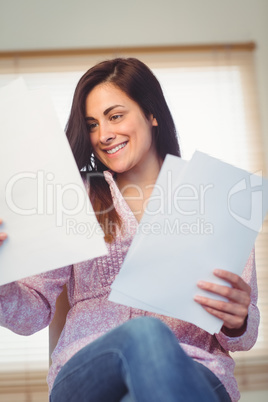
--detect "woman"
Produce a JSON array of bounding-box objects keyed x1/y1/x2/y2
[{"x1": 0, "y1": 58, "x2": 259, "y2": 401}]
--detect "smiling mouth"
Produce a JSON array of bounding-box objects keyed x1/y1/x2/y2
[{"x1": 105, "y1": 142, "x2": 128, "y2": 154}]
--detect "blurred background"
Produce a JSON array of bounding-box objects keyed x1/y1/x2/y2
[{"x1": 0, "y1": 0, "x2": 267, "y2": 401}]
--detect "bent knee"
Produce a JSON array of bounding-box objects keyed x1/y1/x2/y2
[
  {"x1": 121, "y1": 317, "x2": 175, "y2": 348},
  {"x1": 114, "y1": 317, "x2": 184, "y2": 367}
]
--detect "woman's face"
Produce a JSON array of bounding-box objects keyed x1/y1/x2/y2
[{"x1": 85, "y1": 83, "x2": 158, "y2": 175}]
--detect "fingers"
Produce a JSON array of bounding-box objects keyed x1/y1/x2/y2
[
  {"x1": 194, "y1": 269, "x2": 251, "y2": 331},
  {"x1": 194, "y1": 294, "x2": 249, "y2": 329},
  {"x1": 194, "y1": 293, "x2": 248, "y2": 316},
  {"x1": 196, "y1": 278, "x2": 251, "y2": 305},
  {"x1": 0, "y1": 219, "x2": 7, "y2": 246},
  {"x1": 213, "y1": 269, "x2": 251, "y2": 294}
]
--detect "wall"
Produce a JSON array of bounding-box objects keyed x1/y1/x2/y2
[{"x1": 0, "y1": 0, "x2": 267, "y2": 169}]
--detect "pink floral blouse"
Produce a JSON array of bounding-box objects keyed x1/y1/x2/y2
[{"x1": 0, "y1": 171, "x2": 260, "y2": 401}]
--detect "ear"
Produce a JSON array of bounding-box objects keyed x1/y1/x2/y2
[{"x1": 150, "y1": 114, "x2": 158, "y2": 127}]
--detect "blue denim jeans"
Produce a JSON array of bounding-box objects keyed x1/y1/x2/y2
[{"x1": 50, "y1": 317, "x2": 231, "y2": 402}]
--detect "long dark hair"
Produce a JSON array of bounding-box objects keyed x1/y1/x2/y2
[{"x1": 66, "y1": 58, "x2": 180, "y2": 241}]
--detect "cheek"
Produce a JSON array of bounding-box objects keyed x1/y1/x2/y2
[
  {"x1": 140, "y1": 125, "x2": 154, "y2": 148},
  {"x1": 127, "y1": 117, "x2": 152, "y2": 141},
  {"x1": 89, "y1": 133, "x2": 98, "y2": 151}
]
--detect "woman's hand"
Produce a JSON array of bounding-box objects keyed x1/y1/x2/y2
[
  {"x1": 0, "y1": 219, "x2": 7, "y2": 246},
  {"x1": 194, "y1": 269, "x2": 251, "y2": 337}
]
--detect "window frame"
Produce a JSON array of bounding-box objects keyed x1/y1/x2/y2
[{"x1": 0, "y1": 43, "x2": 267, "y2": 396}]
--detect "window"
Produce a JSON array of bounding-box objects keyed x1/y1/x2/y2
[{"x1": 0, "y1": 44, "x2": 267, "y2": 395}]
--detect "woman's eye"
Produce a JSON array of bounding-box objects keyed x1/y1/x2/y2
[
  {"x1": 87, "y1": 122, "x2": 98, "y2": 131},
  {"x1": 110, "y1": 114, "x2": 122, "y2": 121}
]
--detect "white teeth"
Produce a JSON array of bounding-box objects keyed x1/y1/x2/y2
[{"x1": 106, "y1": 142, "x2": 127, "y2": 154}]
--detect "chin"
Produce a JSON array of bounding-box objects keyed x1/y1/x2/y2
[
  {"x1": 109, "y1": 163, "x2": 130, "y2": 174},
  {"x1": 112, "y1": 168, "x2": 127, "y2": 174}
]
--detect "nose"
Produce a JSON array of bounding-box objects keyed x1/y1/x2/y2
[{"x1": 99, "y1": 123, "x2": 116, "y2": 144}]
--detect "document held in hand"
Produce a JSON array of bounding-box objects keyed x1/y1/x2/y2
[
  {"x1": 109, "y1": 152, "x2": 268, "y2": 334},
  {"x1": 0, "y1": 79, "x2": 107, "y2": 286}
]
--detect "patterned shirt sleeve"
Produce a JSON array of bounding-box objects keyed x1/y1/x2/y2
[{"x1": 0, "y1": 266, "x2": 71, "y2": 335}]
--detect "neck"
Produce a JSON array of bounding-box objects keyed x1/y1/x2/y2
[{"x1": 115, "y1": 155, "x2": 163, "y2": 223}]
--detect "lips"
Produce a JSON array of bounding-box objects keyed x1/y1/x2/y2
[{"x1": 105, "y1": 141, "x2": 128, "y2": 154}]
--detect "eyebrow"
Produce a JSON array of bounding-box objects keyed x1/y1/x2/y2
[
  {"x1": 103, "y1": 104, "x2": 124, "y2": 115},
  {"x1": 85, "y1": 104, "x2": 125, "y2": 121}
]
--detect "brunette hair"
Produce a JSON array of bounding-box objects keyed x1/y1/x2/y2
[{"x1": 66, "y1": 58, "x2": 180, "y2": 242}]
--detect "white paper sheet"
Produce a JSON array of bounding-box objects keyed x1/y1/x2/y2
[
  {"x1": 109, "y1": 152, "x2": 268, "y2": 334},
  {"x1": 0, "y1": 78, "x2": 108, "y2": 286}
]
